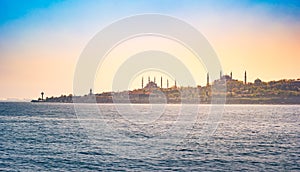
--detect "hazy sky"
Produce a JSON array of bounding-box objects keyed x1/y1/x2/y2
[{"x1": 0, "y1": 0, "x2": 300, "y2": 100}]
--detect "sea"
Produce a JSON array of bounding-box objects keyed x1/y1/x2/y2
[{"x1": 0, "y1": 102, "x2": 299, "y2": 171}]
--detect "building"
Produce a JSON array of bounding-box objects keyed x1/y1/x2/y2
[
  {"x1": 254, "y1": 78, "x2": 262, "y2": 86},
  {"x1": 144, "y1": 81, "x2": 159, "y2": 89},
  {"x1": 221, "y1": 75, "x2": 232, "y2": 81}
]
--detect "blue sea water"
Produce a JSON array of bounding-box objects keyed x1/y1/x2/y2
[{"x1": 0, "y1": 102, "x2": 299, "y2": 171}]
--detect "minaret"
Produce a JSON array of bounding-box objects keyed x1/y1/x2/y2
[
  {"x1": 154, "y1": 77, "x2": 156, "y2": 83},
  {"x1": 244, "y1": 70, "x2": 247, "y2": 84},
  {"x1": 41, "y1": 92, "x2": 44, "y2": 100},
  {"x1": 167, "y1": 79, "x2": 169, "y2": 88},
  {"x1": 148, "y1": 76, "x2": 150, "y2": 83},
  {"x1": 142, "y1": 77, "x2": 144, "y2": 88},
  {"x1": 175, "y1": 80, "x2": 177, "y2": 88},
  {"x1": 207, "y1": 73, "x2": 209, "y2": 86},
  {"x1": 220, "y1": 70, "x2": 222, "y2": 79},
  {"x1": 161, "y1": 76, "x2": 163, "y2": 88},
  {"x1": 230, "y1": 72, "x2": 232, "y2": 80}
]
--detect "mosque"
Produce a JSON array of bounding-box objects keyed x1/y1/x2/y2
[
  {"x1": 141, "y1": 70, "x2": 248, "y2": 89},
  {"x1": 141, "y1": 76, "x2": 177, "y2": 89}
]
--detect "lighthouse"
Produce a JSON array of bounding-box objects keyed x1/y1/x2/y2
[{"x1": 41, "y1": 92, "x2": 44, "y2": 100}]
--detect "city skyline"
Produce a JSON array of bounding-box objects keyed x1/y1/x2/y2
[{"x1": 0, "y1": 0, "x2": 300, "y2": 100}]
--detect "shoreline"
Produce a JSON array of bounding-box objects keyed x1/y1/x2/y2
[
  {"x1": 2, "y1": 101, "x2": 300, "y2": 105},
  {"x1": 30, "y1": 95, "x2": 300, "y2": 105},
  {"x1": 29, "y1": 98, "x2": 300, "y2": 105}
]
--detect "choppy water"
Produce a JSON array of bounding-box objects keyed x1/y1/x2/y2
[{"x1": 0, "y1": 102, "x2": 299, "y2": 171}]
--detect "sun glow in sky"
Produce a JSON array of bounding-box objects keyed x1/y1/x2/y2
[
  {"x1": 94, "y1": 35, "x2": 206, "y2": 93},
  {"x1": 0, "y1": 0, "x2": 300, "y2": 100}
]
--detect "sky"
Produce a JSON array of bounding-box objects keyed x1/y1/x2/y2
[{"x1": 0, "y1": 0, "x2": 300, "y2": 100}]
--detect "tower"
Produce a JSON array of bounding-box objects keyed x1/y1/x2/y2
[
  {"x1": 230, "y1": 72, "x2": 232, "y2": 79},
  {"x1": 167, "y1": 79, "x2": 169, "y2": 88},
  {"x1": 220, "y1": 70, "x2": 222, "y2": 79},
  {"x1": 41, "y1": 92, "x2": 44, "y2": 100},
  {"x1": 154, "y1": 77, "x2": 156, "y2": 83},
  {"x1": 161, "y1": 76, "x2": 163, "y2": 88},
  {"x1": 244, "y1": 70, "x2": 247, "y2": 84},
  {"x1": 142, "y1": 77, "x2": 144, "y2": 88},
  {"x1": 175, "y1": 80, "x2": 177, "y2": 88},
  {"x1": 89, "y1": 88, "x2": 93, "y2": 95},
  {"x1": 207, "y1": 73, "x2": 209, "y2": 86},
  {"x1": 148, "y1": 76, "x2": 150, "y2": 83}
]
